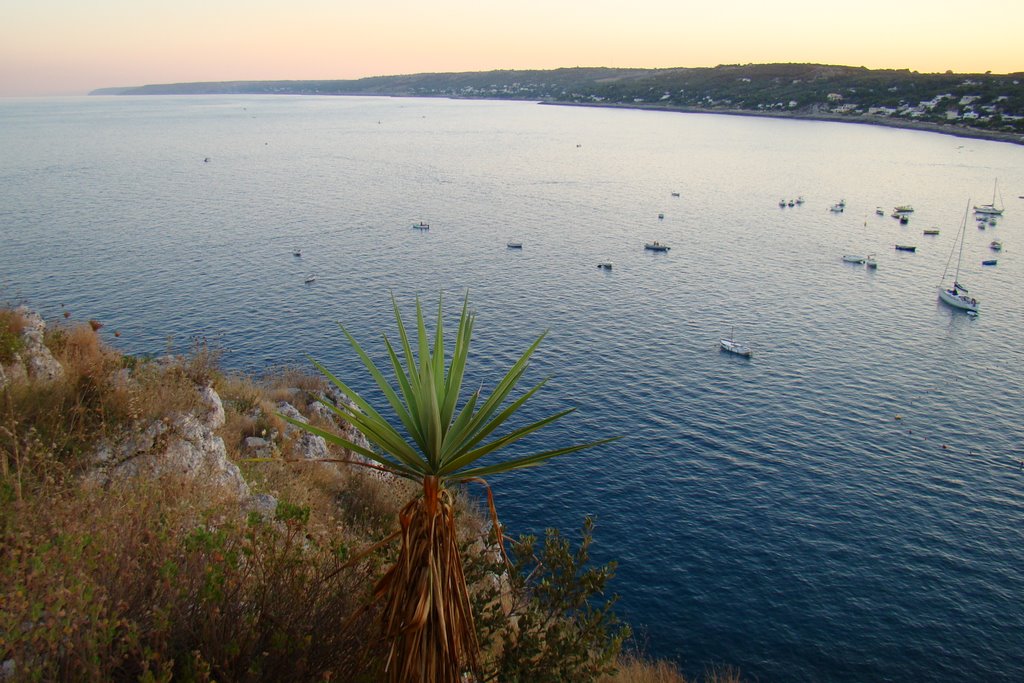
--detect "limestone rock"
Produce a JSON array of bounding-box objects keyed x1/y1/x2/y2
[
  {"x1": 278, "y1": 401, "x2": 330, "y2": 460},
  {"x1": 199, "y1": 384, "x2": 225, "y2": 430},
  {"x1": 247, "y1": 493, "x2": 279, "y2": 521},
  {"x1": 14, "y1": 306, "x2": 63, "y2": 382},
  {"x1": 88, "y1": 412, "x2": 249, "y2": 499}
]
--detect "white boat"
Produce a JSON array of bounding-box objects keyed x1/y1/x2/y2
[
  {"x1": 938, "y1": 202, "x2": 979, "y2": 313},
  {"x1": 893, "y1": 205, "x2": 914, "y2": 213},
  {"x1": 779, "y1": 199, "x2": 786, "y2": 207},
  {"x1": 644, "y1": 241, "x2": 670, "y2": 252},
  {"x1": 875, "y1": 207, "x2": 885, "y2": 215},
  {"x1": 720, "y1": 331, "x2": 753, "y2": 358},
  {"x1": 597, "y1": 262, "x2": 613, "y2": 270},
  {"x1": 293, "y1": 248, "x2": 302, "y2": 256},
  {"x1": 795, "y1": 196, "x2": 805, "y2": 205},
  {"x1": 974, "y1": 179, "x2": 1004, "y2": 216},
  {"x1": 304, "y1": 274, "x2": 316, "y2": 284},
  {"x1": 412, "y1": 221, "x2": 430, "y2": 230},
  {"x1": 838, "y1": 199, "x2": 846, "y2": 208},
  {"x1": 842, "y1": 255, "x2": 866, "y2": 263},
  {"x1": 829, "y1": 204, "x2": 844, "y2": 213},
  {"x1": 866, "y1": 255, "x2": 878, "y2": 269},
  {"x1": 990, "y1": 240, "x2": 1002, "y2": 251},
  {"x1": 987, "y1": 217, "x2": 997, "y2": 226},
  {"x1": 506, "y1": 242, "x2": 523, "y2": 249}
]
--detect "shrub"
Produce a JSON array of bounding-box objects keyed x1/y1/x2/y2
[
  {"x1": 0, "y1": 309, "x2": 27, "y2": 365},
  {"x1": 468, "y1": 517, "x2": 631, "y2": 682}
]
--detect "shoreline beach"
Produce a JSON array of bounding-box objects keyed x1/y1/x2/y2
[{"x1": 543, "y1": 100, "x2": 1024, "y2": 146}]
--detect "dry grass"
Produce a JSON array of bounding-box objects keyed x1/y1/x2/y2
[
  {"x1": 0, "y1": 308, "x2": 27, "y2": 364},
  {"x1": 601, "y1": 658, "x2": 744, "y2": 683}
]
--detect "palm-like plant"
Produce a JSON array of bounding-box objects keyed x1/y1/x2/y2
[{"x1": 283, "y1": 294, "x2": 615, "y2": 682}]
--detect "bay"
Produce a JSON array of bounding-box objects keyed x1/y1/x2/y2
[{"x1": 1, "y1": 95, "x2": 1023, "y2": 682}]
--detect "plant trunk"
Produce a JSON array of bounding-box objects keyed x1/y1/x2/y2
[{"x1": 376, "y1": 476, "x2": 479, "y2": 682}]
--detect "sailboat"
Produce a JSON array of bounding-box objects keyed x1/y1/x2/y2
[
  {"x1": 938, "y1": 202, "x2": 979, "y2": 313},
  {"x1": 974, "y1": 179, "x2": 1004, "y2": 216},
  {"x1": 720, "y1": 328, "x2": 753, "y2": 357}
]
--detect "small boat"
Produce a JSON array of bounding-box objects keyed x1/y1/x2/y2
[
  {"x1": 829, "y1": 204, "x2": 844, "y2": 213},
  {"x1": 787, "y1": 200, "x2": 794, "y2": 207},
  {"x1": 989, "y1": 240, "x2": 1002, "y2": 251},
  {"x1": 938, "y1": 202, "x2": 979, "y2": 313},
  {"x1": 597, "y1": 262, "x2": 613, "y2": 270},
  {"x1": 671, "y1": 192, "x2": 680, "y2": 197},
  {"x1": 658, "y1": 213, "x2": 665, "y2": 220},
  {"x1": 982, "y1": 259, "x2": 998, "y2": 266},
  {"x1": 304, "y1": 274, "x2": 316, "y2": 283},
  {"x1": 899, "y1": 215, "x2": 909, "y2": 224},
  {"x1": 842, "y1": 255, "x2": 866, "y2": 264},
  {"x1": 894, "y1": 205, "x2": 914, "y2": 213},
  {"x1": 795, "y1": 196, "x2": 805, "y2": 205},
  {"x1": 779, "y1": 199, "x2": 786, "y2": 207},
  {"x1": 293, "y1": 248, "x2": 302, "y2": 256},
  {"x1": 866, "y1": 255, "x2": 878, "y2": 269},
  {"x1": 412, "y1": 221, "x2": 430, "y2": 230},
  {"x1": 644, "y1": 241, "x2": 670, "y2": 252},
  {"x1": 987, "y1": 217, "x2": 997, "y2": 226},
  {"x1": 838, "y1": 199, "x2": 846, "y2": 208},
  {"x1": 506, "y1": 242, "x2": 523, "y2": 249},
  {"x1": 974, "y1": 179, "x2": 1004, "y2": 216},
  {"x1": 923, "y1": 229, "x2": 940, "y2": 235},
  {"x1": 720, "y1": 331, "x2": 753, "y2": 358},
  {"x1": 895, "y1": 245, "x2": 917, "y2": 252},
  {"x1": 875, "y1": 207, "x2": 885, "y2": 215}
]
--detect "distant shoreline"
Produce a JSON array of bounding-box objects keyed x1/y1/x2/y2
[{"x1": 542, "y1": 100, "x2": 1024, "y2": 146}]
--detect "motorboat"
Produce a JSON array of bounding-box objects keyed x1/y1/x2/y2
[
  {"x1": 989, "y1": 240, "x2": 1002, "y2": 251},
  {"x1": 829, "y1": 204, "x2": 844, "y2": 213},
  {"x1": 923, "y1": 229, "x2": 940, "y2": 235},
  {"x1": 304, "y1": 274, "x2": 316, "y2": 284},
  {"x1": 875, "y1": 207, "x2": 885, "y2": 215},
  {"x1": 779, "y1": 199, "x2": 786, "y2": 207},
  {"x1": 866, "y1": 255, "x2": 878, "y2": 269},
  {"x1": 671, "y1": 192, "x2": 681, "y2": 197},
  {"x1": 412, "y1": 221, "x2": 430, "y2": 230},
  {"x1": 895, "y1": 244, "x2": 917, "y2": 252},
  {"x1": 293, "y1": 248, "x2": 302, "y2": 256},
  {"x1": 795, "y1": 196, "x2": 805, "y2": 205},
  {"x1": 938, "y1": 202, "x2": 979, "y2": 313},
  {"x1": 506, "y1": 242, "x2": 523, "y2": 249},
  {"x1": 842, "y1": 255, "x2": 866, "y2": 263},
  {"x1": 658, "y1": 213, "x2": 665, "y2": 219},
  {"x1": 644, "y1": 241, "x2": 670, "y2": 252},
  {"x1": 597, "y1": 262, "x2": 613, "y2": 270},
  {"x1": 982, "y1": 259, "x2": 998, "y2": 266},
  {"x1": 894, "y1": 205, "x2": 914, "y2": 213}
]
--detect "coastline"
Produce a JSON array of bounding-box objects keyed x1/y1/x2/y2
[{"x1": 541, "y1": 100, "x2": 1024, "y2": 147}]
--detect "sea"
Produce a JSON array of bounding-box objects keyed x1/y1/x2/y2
[{"x1": 1, "y1": 95, "x2": 1023, "y2": 682}]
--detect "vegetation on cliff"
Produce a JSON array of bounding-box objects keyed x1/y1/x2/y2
[
  {"x1": 0, "y1": 305, "x2": 734, "y2": 682},
  {"x1": 91, "y1": 63, "x2": 1024, "y2": 141}
]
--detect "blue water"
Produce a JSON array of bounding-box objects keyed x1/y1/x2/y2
[{"x1": 2, "y1": 95, "x2": 1024, "y2": 682}]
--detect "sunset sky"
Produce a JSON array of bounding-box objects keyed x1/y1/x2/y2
[{"x1": 2, "y1": 0, "x2": 1022, "y2": 97}]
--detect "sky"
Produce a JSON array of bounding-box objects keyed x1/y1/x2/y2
[{"x1": 2, "y1": 0, "x2": 1022, "y2": 97}]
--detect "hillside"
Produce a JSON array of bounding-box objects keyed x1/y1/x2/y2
[{"x1": 90, "y1": 63, "x2": 1024, "y2": 142}]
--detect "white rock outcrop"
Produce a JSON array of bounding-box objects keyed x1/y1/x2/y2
[
  {"x1": 87, "y1": 387, "x2": 249, "y2": 500},
  {"x1": 8, "y1": 306, "x2": 64, "y2": 383},
  {"x1": 278, "y1": 401, "x2": 331, "y2": 460}
]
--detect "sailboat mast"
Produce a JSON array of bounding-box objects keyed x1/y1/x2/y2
[{"x1": 954, "y1": 200, "x2": 969, "y2": 284}]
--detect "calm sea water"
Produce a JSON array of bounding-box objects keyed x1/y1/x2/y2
[{"x1": 2, "y1": 95, "x2": 1023, "y2": 682}]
